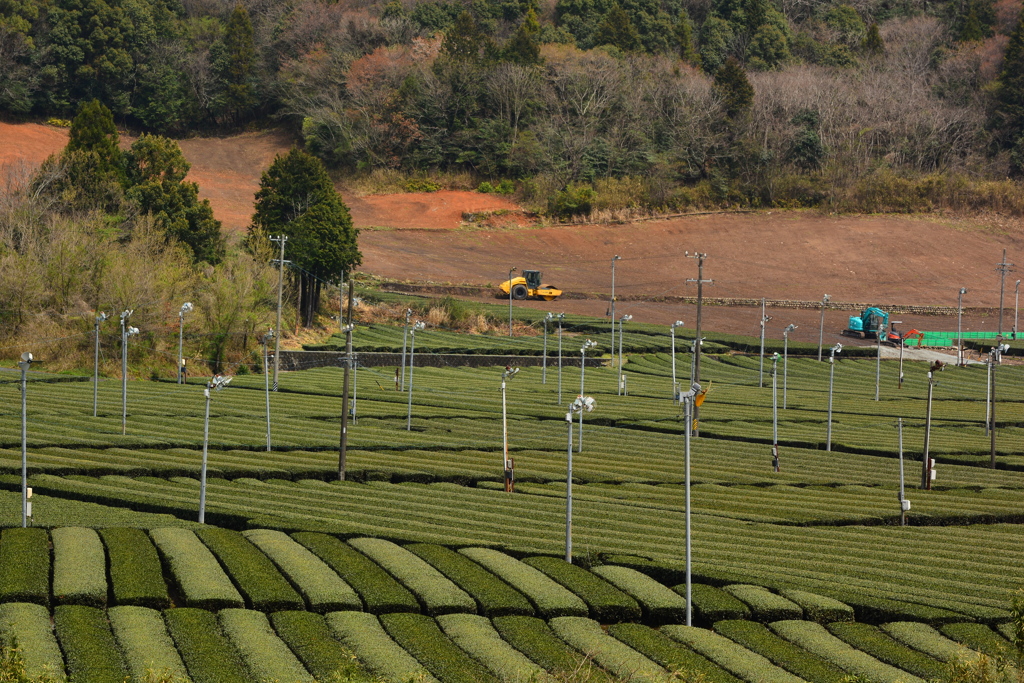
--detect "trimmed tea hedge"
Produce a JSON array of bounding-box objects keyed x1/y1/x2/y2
[
  {"x1": 939, "y1": 623, "x2": 1012, "y2": 659},
  {"x1": 492, "y1": 615, "x2": 612, "y2": 681},
  {"x1": 592, "y1": 565, "x2": 687, "y2": 625},
  {"x1": 437, "y1": 613, "x2": 544, "y2": 682},
  {"x1": 150, "y1": 528, "x2": 244, "y2": 610},
  {"x1": 523, "y1": 556, "x2": 641, "y2": 624},
  {"x1": 379, "y1": 612, "x2": 498, "y2": 683},
  {"x1": 219, "y1": 608, "x2": 315, "y2": 683},
  {"x1": 243, "y1": 529, "x2": 361, "y2": 613},
  {"x1": 196, "y1": 527, "x2": 303, "y2": 612},
  {"x1": 778, "y1": 589, "x2": 853, "y2": 624},
  {"x1": 769, "y1": 620, "x2": 925, "y2": 683},
  {"x1": 881, "y1": 622, "x2": 974, "y2": 663},
  {"x1": 294, "y1": 533, "x2": 419, "y2": 614},
  {"x1": 722, "y1": 585, "x2": 802, "y2": 622},
  {"x1": 52, "y1": 527, "x2": 106, "y2": 608},
  {"x1": 271, "y1": 611, "x2": 371, "y2": 682},
  {"x1": 99, "y1": 527, "x2": 169, "y2": 609},
  {"x1": 406, "y1": 543, "x2": 534, "y2": 617},
  {"x1": 326, "y1": 611, "x2": 438, "y2": 683},
  {"x1": 828, "y1": 622, "x2": 947, "y2": 681},
  {"x1": 714, "y1": 619, "x2": 847, "y2": 683},
  {"x1": 0, "y1": 603, "x2": 65, "y2": 680},
  {"x1": 661, "y1": 625, "x2": 804, "y2": 683},
  {"x1": 459, "y1": 548, "x2": 587, "y2": 619},
  {"x1": 683, "y1": 584, "x2": 751, "y2": 624},
  {"x1": 608, "y1": 623, "x2": 741, "y2": 683},
  {"x1": 0, "y1": 528, "x2": 50, "y2": 606},
  {"x1": 349, "y1": 538, "x2": 475, "y2": 616},
  {"x1": 164, "y1": 608, "x2": 249, "y2": 683},
  {"x1": 109, "y1": 606, "x2": 191, "y2": 682},
  {"x1": 550, "y1": 616, "x2": 666, "y2": 681},
  {"x1": 54, "y1": 605, "x2": 128, "y2": 683}
]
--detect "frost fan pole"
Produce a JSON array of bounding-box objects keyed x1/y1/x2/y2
[{"x1": 339, "y1": 280, "x2": 354, "y2": 481}]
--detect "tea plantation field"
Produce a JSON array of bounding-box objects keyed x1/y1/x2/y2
[{"x1": 0, "y1": 322, "x2": 1022, "y2": 682}]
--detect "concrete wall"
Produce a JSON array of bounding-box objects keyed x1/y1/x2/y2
[{"x1": 279, "y1": 351, "x2": 605, "y2": 371}]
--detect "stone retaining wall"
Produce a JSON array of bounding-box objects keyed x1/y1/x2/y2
[{"x1": 279, "y1": 351, "x2": 605, "y2": 372}]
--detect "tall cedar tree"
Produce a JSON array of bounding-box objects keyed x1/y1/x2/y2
[
  {"x1": 442, "y1": 11, "x2": 485, "y2": 61},
  {"x1": 863, "y1": 22, "x2": 884, "y2": 54},
  {"x1": 995, "y1": 7, "x2": 1024, "y2": 162},
  {"x1": 594, "y1": 4, "x2": 641, "y2": 52},
  {"x1": 675, "y1": 10, "x2": 699, "y2": 63},
  {"x1": 216, "y1": 4, "x2": 257, "y2": 123},
  {"x1": 714, "y1": 57, "x2": 754, "y2": 119},
  {"x1": 249, "y1": 149, "x2": 361, "y2": 326},
  {"x1": 504, "y1": 9, "x2": 542, "y2": 65}
]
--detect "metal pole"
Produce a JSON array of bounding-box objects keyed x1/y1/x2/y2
[
  {"x1": 352, "y1": 359, "x2": 358, "y2": 425},
  {"x1": 401, "y1": 309, "x2": 411, "y2": 391},
  {"x1": 557, "y1": 317, "x2": 563, "y2": 404},
  {"x1": 578, "y1": 347, "x2": 586, "y2": 452},
  {"x1": 671, "y1": 326, "x2": 677, "y2": 402},
  {"x1": 93, "y1": 315, "x2": 102, "y2": 417},
  {"x1": 178, "y1": 312, "x2": 185, "y2": 384},
  {"x1": 617, "y1": 318, "x2": 623, "y2": 396},
  {"x1": 1015, "y1": 280, "x2": 1021, "y2": 339},
  {"x1": 772, "y1": 354, "x2": 778, "y2": 459},
  {"x1": 610, "y1": 256, "x2": 620, "y2": 358},
  {"x1": 508, "y1": 267, "x2": 515, "y2": 337},
  {"x1": 263, "y1": 334, "x2": 272, "y2": 452},
  {"x1": 502, "y1": 378, "x2": 509, "y2": 471},
  {"x1": 817, "y1": 294, "x2": 830, "y2": 362},
  {"x1": 686, "y1": 253, "x2": 711, "y2": 437},
  {"x1": 958, "y1": 288, "x2": 966, "y2": 366},
  {"x1": 407, "y1": 330, "x2": 417, "y2": 430},
  {"x1": 898, "y1": 417, "x2": 905, "y2": 526},
  {"x1": 683, "y1": 395, "x2": 692, "y2": 626},
  {"x1": 985, "y1": 359, "x2": 991, "y2": 436},
  {"x1": 783, "y1": 331, "x2": 789, "y2": 409},
  {"x1": 565, "y1": 409, "x2": 573, "y2": 563},
  {"x1": 339, "y1": 281, "x2": 354, "y2": 481},
  {"x1": 272, "y1": 235, "x2": 287, "y2": 391},
  {"x1": 997, "y1": 249, "x2": 1010, "y2": 338},
  {"x1": 875, "y1": 322, "x2": 883, "y2": 401},
  {"x1": 991, "y1": 341, "x2": 1000, "y2": 469},
  {"x1": 759, "y1": 298, "x2": 766, "y2": 387},
  {"x1": 121, "y1": 314, "x2": 128, "y2": 436},
  {"x1": 827, "y1": 349, "x2": 836, "y2": 451},
  {"x1": 543, "y1": 315, "x2": 549, "y2": 384},
  {"x1": 20, "y1": 358, "x2": 28, "y2": 528},
  {"x1": 199, "y1": 386, "x2": 211, "y2": 523},
  {"x1": 922, "y1": 373, "x2": 934, "y2": 489}
]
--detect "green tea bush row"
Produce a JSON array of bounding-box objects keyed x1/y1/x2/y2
[
  {"x1": 108, "y1": 606, "x2": 191, "y2": 682},
  {"x1": 219, "y1": 608, "x2": 315, "y2": 683},
  {"x1": 406, "y1": 543, "x2": 534, "y2": 617},
  {"x1": 523, "y1": 556, "x2": 641, "y2": 624},
  {"x1": 51, "y1": 527, "x2": 106, "y2": 608},
  {"x1": 270, "y1": 611, "x2": 373, "y2": 682},
  {"x1": 592, "y1": 565, "x2": 687, "y2": 626},
  {"x1": 713, "y1": 620, "x2": 847, "y2": 683},
  {"x1": 608, "y1": 623, "x2": 740, "y2": 683},
  {"x1": 349, "y1": 538, "x2": 475, "y2": 616},
  {"x1": 683, "y1": 584, "x2": 752, "y2": 624},
  {"x1": 459, "y1": 548, "x2": 587, "y2": 619},
  {"x1": 722, "y1": 585, "x2": 802, "y2": 623},
  {"x1": 939, "y1": 623, "x2": 1012, "y2": 659},
  {"x1": 549, "y1": 616, "x2": 666, "y2": 681},
  {"x1": 163, "y1": 608, "x2": 249, "y2": 683},
  {"x1": 769, "y1": 620, "x2": 924, "y2": 683},
  {"x1": 492, "y1": 615, "x2": 611, "y2": 681},
  {"x1": 243, "y1": 529, "x2": 361, "y2": 613},
  {"x1": 379, "y1": 612, "x2": 498, "y2": 683},
  {"x1": 99, "y1": 528, "x2": 170, "y2": 609},
  {"x1": 196, "y1": 527, "x2": 303, "y2": 612},
  {"x1": 881, "y1": 622, "x2": 974, "y2": 662},
  {"x1": 149, "y1": 528, "x2": 244, "y2": 610},
  {"x1": 661, "y1": 625, "x2": 803, "y2": 683},
  {"x1": 436, "y1": 613, "x2": 544, "y2": 681},
  {"x1": 326, "y1": 611, "x2": 438, "y2": 682},
  {"x1": 54, "y1": 605, "x2": 128, "y2": 683},
  {"x1": 827, "y1": 622, "x2": 947, "y2": 681},
  {"x1": 812, "y1": 588, "x2": 965, "y2": 625},
  {"x1": 0, "y1": 528, "x2": 50, "y2": 607},
  {"x1": 0, "y1": 603, "x2": 65, "y2": 680},
  {"x1": 778, "y1": 589, "x2": 853, "y2": 624},
  {"x1": 294, "y1": 533, "x2": 419, "y2": 614}
]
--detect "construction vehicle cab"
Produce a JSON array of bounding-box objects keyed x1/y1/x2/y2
[
  {"x1": 499, "y1": 270, "x2": 562, "y2": 301},
  {"x1": 843, "y1": 307, "x2": 889, "y2": 339}
]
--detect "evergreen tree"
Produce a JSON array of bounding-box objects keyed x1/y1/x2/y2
[
  {"x1": 504, "y1": 9, "x2": 541, "y2": 65},
  {"x1": 441, "y1": 11, "x2": 485, "y2": 61},
  {"x1": 863, "y1": 22, "x2": 884, "y2": 54},
  {"x1": 714, "y1": 56, "x2": 754, "y2": 119},
  {"x1": 993, "y1": 7, "x2": 1024, "y2": 159},
  {"x1": 960, "y1": 6, "x2": 984, "y2": 41},
  {"x1": 67, "y1": 99, "x2": 121, "y2": 169},
  {"x1": 593, "y1": 4, "x2": 641, "y2": 52},
  {"x1": 747, "y1": 22, "x2": 790, "y2": 69},
  {"x1": 249, "y1": 149, "x2": 361, "y2": 326},
  {"x1": 700, "y1": 16, "x2": 734, "y2": 74},
  {"x1": 675, "y1": 9, "x2": 698, "y2": 63},
  {"x1": 213, "y1": 4, "x2": 257, "y2": 124}
]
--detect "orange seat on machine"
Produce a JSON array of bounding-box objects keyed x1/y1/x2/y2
[{"x1": 694, "y1": 382, "x2": 711, "y2": 407}]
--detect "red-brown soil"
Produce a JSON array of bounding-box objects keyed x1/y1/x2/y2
[{"x1": 346, "y1": 191, "x2": 524, "y2": 230}]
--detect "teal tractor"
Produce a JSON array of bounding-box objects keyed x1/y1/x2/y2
[{"x1": 843, "y1": 307, "x2": 891, "y2": 340}]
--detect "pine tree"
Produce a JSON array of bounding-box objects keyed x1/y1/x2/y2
[
  {"x1": 863, "y1": 22, "x2": 884, "y2": 54},
  {"x1": 994, "y1": 8, "x2": 1024, "y2": 155},
  {"x1": 714, "y1": 56, "x2": 754, "y2": 119},
  {"x1": 593, "y1": 4, "x2": 641, "y2": 52},
  {"x1": 214, "y1": 4, "x2": 257, "y2": 123},
  {"x1": 675, "y1": 9, "x2": 699, "y2": 63}
]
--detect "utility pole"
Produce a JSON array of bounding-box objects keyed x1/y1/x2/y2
[
  {"x1": 270, "y1": 235, "x2": 289, "y2": 391},
  {"x1": 922, "y1": 362, "x2": 942, "y2": 489},
  {"x1": 898, "y1": 418, "x2": 907, "y2": 526},
  {"x1": 817, "y1": 294, "x2": 831, "y2": 362},
  {"x1": 957, "y1": 288, "x2": 967, "y2": 366},
  {"x1": 508, "y1": 266, "x2": 516, "y2": 338},
  {"x1": 557, "y1": 313, "x2": 564, "y2": 404},
  {"x1": 610, "y1": 255, "x2": 621, "y2": 360},
  {"x1": 339, "y1": 280, "x2": 355, "y2": 481},
  {"x1": 996, "y1": 249, "x2": 1015, "y2": 341},
  {"x1": 759, "y1": 299, "x2": 771, "y2": 388},
  {"x1": 93, "y1": 312, "x2": 108, "y2": 417},
  {"x1": 686, "y1": 252, "x2": 712, "y2": 436},
  {"x1": 990, "y1": 341, "x2": 1009, "y2": 469}
]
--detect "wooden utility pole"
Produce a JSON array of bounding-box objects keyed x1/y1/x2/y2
[
  {"x1": 686, "y1": 252, "x2": 712, "y2": 436},
  {"x1": 270, "y1": 235, "x2": 288, "y2": 391},
  {"x1": 339, "y1": 280, "x2": 355, "y2": 481}
]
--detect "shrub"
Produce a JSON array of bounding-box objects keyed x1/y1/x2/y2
[
  {"x1": 349, "y1": 538, "x2": 475, "y2": 616},
  {"x1": 459, "y1": 548, "x2": 587, "y2": 619},
  {"x1": 549, "y1": 616, "x2": 666, "y2": 681},
  {"x1": 294, "y1": 533, "x2": 419, "y2": 614},
  {"x1": 549, "y1": 184, "x2": 595, "y2": 218},
  {"x1": 326, "y1": 611, "x2": 437, "y2": 683},
  {"x1": 149, "y1": 528, "x2": 244, "y2": 610},
  {"x1": 196, "y1": 527, "x2": 303, "y2": 612},
  {"x1": 436, "y1": 613, "x2": 544, "y2": 681},
  {"x1": 0, "y1": 528, "x2": 50, "y2": 607},
  {"x1": 492, "y1": 615, "x2": 612, "y2": 682},
  {"x1": 778, "y1": 589, "x2": 853, "y2": 624},
  {"x1": 828, "y1": 622, "x2": 946, "y2": 681},
  {"x1": 99, "y1": 528, "x2": 170, "y2": 609},
  {"x1": 219, "y1": 608, "x2": 315, "y2": 683},
  {"x1": 243, "y1": 529, "x2": 361, "y2": 613},
  {"x1": 0, "y1": 603, "x2": 65, "y2": 680},
  {"x1": 271, "y1": 611, "x2": 375, "y2": 682},
  {"x1": 714, "y1": 619, "x2": 847, "y2": 683},
  {"x1": 768, "y1": 620, "x2": 916, "y2": 683},
  {"x1": 54, "y1": 605, "x2": 128, "y2": 683},
  {"x1": 523, "y1": 556, "x2": 640, "y2": 624},
  {"x1": 608, "y1": 623, "x2": 741, "y2": 683},
  {"x1": 661, "y1": 625, "x2": 803, "y2": 683},
  {"x1": 379, "y1": 612, "x2": 498, "y2": 683},
  {"x1": 881, "y1": 622, "x2": 975, "y2": 663},
  {"x1": 164, "y1": 608, "x2": 249, "y2": 683},
  {"x1": 52, "y1": 527, "x2": 106, "y2": 608},
  {"x1": 722, "y1": 585, "x2": 802, "y2": 622},
  {"x1": 109, "y1": 606, "x2": 190, "y2": 682},
  {"x1": 477, "y1": 181, "x2": 496, "y2": 193},
  {"x1": 939, "y1": 623, "x2": 1012, "y2": 659},
  {"x1": 406, "y1": 543, "x2": 534, "y2": 617},
  {"x1": 592, "y1": 565, "x2": 687, "y2": 625},
  {"x1": 682, "y1": 584, "x2": 751, "y2": 624},
  {"x1": 406, "y1": 179, "x2": 440, "y2": 192}
]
